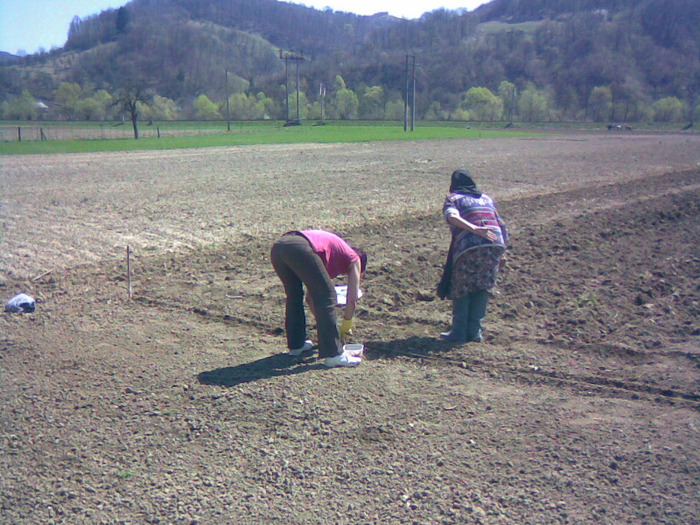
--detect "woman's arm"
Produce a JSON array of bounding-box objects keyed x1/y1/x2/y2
[
  {"x1": 496, "y1": 210, "x2": 508, "y2": 245},
  {"x1": 447, "y1": 212, "x2": 497, "y2": 242},
  {"x1": 338, "y1": 259, "x2": 361, "y2": 342},
  {"x1": 343, "y1": 259, "x2": 361, "y2": 320}
]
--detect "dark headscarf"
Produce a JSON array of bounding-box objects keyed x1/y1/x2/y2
[{"x1": 449, "y1": 168, "x2": 481, "y2": 197}]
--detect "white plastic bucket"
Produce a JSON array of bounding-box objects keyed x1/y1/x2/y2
[{"x1": 343, "y1": 343, "x2": 364, "y2": 358}]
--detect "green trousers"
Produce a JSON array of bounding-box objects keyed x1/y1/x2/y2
[{"x1": 448, "y1": 290, "x2": 488, "y2": 342}]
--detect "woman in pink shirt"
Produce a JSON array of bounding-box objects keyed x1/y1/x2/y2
[{"x1": 271, "y1": 230, "x2": 367, "y2": 367}]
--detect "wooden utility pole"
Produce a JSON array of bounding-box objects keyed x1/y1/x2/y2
[
  {"x1": 319, "y1": 82, "x2": 326, "y2": 125},
  {"x1": 404, "y1": 55, "x2": 409, "y2": 131},
  {"x1": 411, "y1": 55, "x2": 416, "y2": 132},
  {"x1": 404, "y1": 55, "x2": 417, "y2": 131},
  {"x1": 225, "y1": 69, "x2": 231, "y2": 132}
]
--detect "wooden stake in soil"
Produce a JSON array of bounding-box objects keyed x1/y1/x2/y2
[{"x1": 127, "y1": 245, "x2": 132, "y2": 300}]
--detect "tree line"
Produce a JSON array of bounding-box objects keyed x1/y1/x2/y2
[
  {"x1": 1, "y1": 0, "x2": 698, "y2": 126},
  {"x1": 4, "y1": 76, "x2": 692, "y2": 126}
]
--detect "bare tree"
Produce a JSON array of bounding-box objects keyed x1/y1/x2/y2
[{"x1": 113, "y1": 84, "x2": 154, "y2": 139}]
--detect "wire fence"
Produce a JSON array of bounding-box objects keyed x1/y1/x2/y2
[
  {"x1": 1, "y1": 123, "x2": 144, "y2": 142},
  {"x1": 2, "y1": 120, "x2": 696, "y2": 143},
  {"x1": 0, "y1": 122, "x2": 229, "y2": 142}
]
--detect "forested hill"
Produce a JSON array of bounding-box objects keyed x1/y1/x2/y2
[{"x1": 2, "y1": 0, "x2": 699, "y2": 123}]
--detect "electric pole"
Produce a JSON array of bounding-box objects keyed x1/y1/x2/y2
[
  {"x1": 404, "y1": 55, "x2": 416, "y2": 131},
  {"x1": 225, "y1": 69, "x2": 231, "y2": 132},
  {"x1": 319, "y1": 82, "x2": 326, "y2": 125},
  {"x1": 279, "y1": 50, "x2": 305, "y2": 125}
]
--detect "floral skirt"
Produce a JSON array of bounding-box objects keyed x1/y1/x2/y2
[{"x1": 448, "y1": 245, "x2": 505, "y2": 299}]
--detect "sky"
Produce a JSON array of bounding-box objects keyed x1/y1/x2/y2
[{"x1": 0, "y1": 0, "x2": 492, "y2": 55}]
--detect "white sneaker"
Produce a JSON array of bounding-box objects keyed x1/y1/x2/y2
[
  {"x1": 289, "y1": 340, "x2": 313, "y2": 356},
  {"x1": 324, "y1": 351, "x2": 361, "y2": 368}
]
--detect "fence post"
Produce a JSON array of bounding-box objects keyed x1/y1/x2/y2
[{"x1": 17, "y1": 127, "x2": 21, "y2": 142}]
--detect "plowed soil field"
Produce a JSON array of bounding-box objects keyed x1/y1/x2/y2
[{"x1": 1, "y1": 130, "x2": 699, "y2": 524}]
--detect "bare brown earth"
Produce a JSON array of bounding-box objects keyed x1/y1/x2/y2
[{"x1": 1, "y1": 131, "x2": 699, "y2": 524}]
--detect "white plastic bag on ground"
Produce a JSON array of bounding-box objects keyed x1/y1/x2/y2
[
  {"x1": 335, "y1": 285, "x2": 363, "y2": 306},
  {"x1": 5, "y1": 293, "x2": 36, "y2": 313}
]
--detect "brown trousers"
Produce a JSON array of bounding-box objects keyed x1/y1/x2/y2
[{"x1": 270, "y1": 233, "x2": 342, "y2": 358}]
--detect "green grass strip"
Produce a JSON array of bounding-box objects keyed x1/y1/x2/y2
[{"x1": 0, "y1": 122, "x2": 532, "y2": 155}]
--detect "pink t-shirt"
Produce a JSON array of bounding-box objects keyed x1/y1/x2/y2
[{"x1": 301, "y1": 230, "x2": 358, "y2": 279}]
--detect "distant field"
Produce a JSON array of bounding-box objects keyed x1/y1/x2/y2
[
  {"x1": 0, "y1": 120, "x2": 534, "y2": 155},
  {"x1": 2, "y1": 119, "x2": 694, "y2": 155}
]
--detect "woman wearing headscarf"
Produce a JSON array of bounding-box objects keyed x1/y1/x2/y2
[
  {"x1": 437, "y1": 169, "x2": 508, "y2": 342},
  {"x1": 271, "y1": 229, "x2": 367, "y2": 367}
]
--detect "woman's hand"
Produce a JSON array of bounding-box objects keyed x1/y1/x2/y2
[
  {"x1": 474, "y1": 226, "x2": 497, "y2": 242},
  {"x1": 339, "y1": 318, "x2": 353, "y2": 342},
  {"x1": 448, "y1": 214, "x2": 497, "y2": 242}
]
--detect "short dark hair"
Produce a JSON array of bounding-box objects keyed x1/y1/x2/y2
[{"x1": 353, "y1": 248, "x2": 367, "y2": 274}]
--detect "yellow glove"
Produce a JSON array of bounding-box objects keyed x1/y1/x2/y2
[{"x1": 339, "y1": 318, "x2": 353, "y2": 341}]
